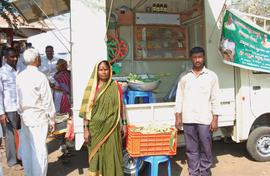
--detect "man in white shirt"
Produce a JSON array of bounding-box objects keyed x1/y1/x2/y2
[
  {"x1": 39, "y1": 45, "x2": 59, "y2": 83},
  {"x1": 17, "y1": 48, "x2": 56, "y2": 176},
  {"x1": 175, "y1": 47, "x2": 220, "y2": 176},
  {"x1": 225, "y1": 15, "x2": 236, "y2": 31},
  {"x1": 0, "y1": 48, "x2": 22, "y2": 169}
]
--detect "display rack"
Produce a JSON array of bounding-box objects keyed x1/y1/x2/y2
[{"x1": 134, "y1": 25, "x2": 188, "y2": 60}]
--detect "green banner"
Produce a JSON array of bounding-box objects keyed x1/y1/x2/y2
[{"x1": 220, "y1": 10, "x2": 270, "y2": 73}]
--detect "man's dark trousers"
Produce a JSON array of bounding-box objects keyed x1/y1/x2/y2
[
  {"x1": 3, "y1": 111, "x2": 20, "y2": 167},
  {"x1": 183, "y1": 123, "x2": 212, "y2": 176}
]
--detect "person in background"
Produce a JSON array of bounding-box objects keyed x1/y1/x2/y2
[
  {"x1": 0, "y1": 46, "x2": 8, "y2": 67},
  {"x1": 39, "y1": 45, "x2": 60, "y2": 84},
  {"x1": 52, "y1": 59, "x2": 72, "y2": 162},
  {"x1": 15, "y1": 41, "x2": 27, "y2": 72},
  {"x1": 79, "y1": 60, "x2": 127, "y2": 176},
  {"x1": 0, "y1": 47, "x2": 22, "y2": 170},
  {"x1": 175, "y1": 47, "x2": 220, "y2": 176},
  {"x1": 52, "y1": 59, "x2": 71, "y2": 115},
  {"x1": 26, "y1": 42, "x2": 32, "y2": 49},
  {"x1": 0, "y1": 123, "x2": 2, "y2": 148},
  {"x1": 17, "y1": 48, "x2": 56, "y2": 176}
]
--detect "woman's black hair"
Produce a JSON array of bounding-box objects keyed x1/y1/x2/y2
[
  {"x1": 98, "y1": 60, "x2": 110, "y2": 69},
  {"x1": 189, "y1": 47, "x2": 205, "y2": 57}
]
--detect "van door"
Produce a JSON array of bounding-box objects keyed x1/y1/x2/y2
[{"x1": 248, "y1": 70, "x2": 270, "y2": 117}]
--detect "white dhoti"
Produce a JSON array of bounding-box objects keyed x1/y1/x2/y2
[
  {"x1": 20, "y1": 121, "x2": 48, "y2": 176},
  {"x1": 0, "y1": 124, "x2": 3, "y2": 138}
]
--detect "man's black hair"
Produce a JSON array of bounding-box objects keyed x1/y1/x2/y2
[
  {"x1": 189, "y1": 47, "x2": 205, "y2": 57},
  {"x1": 4, "y1": 47, "x2": 17, "y2": 57},
  {"x1": 45, "y1": 45, "x2": 53, "y2": 50}
]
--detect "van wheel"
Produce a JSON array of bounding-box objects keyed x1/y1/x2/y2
[
  {"x1": 123, "y1": 150, "x2": 145, "y2": 175},
  {"x1": 247, "y1": 127, "x2": 270, "y2": 161}
]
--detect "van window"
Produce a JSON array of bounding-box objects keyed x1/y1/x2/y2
[{"x1": 252, "y1": 71, "x2": 270, "y2": 74}]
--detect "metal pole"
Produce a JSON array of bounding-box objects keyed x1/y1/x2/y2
[{"x1": 30, "y1": 0, "x2": 70, "y2": 53}]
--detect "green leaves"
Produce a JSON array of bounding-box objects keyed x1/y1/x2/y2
[{"x1": 127, "y1": 73, "x2": 170, "y2": 83}]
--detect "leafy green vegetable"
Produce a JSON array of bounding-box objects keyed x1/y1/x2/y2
[{"x1": 127, "y1": 73, "x2": 170, "y2": 83}]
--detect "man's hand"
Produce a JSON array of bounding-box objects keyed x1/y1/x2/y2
[
  {"x1": 121, "y1": 125, "x2": 127, "y2": 138},
  {"x1": 49, "y1": 121, "x2": 56, "y2": 133},
  {"x1": 210, "y1": 115, "x2": 218, "y2": 132},
  {"x1": 175, "y1": 113, "x2": 183, "y2": 130},
  {"x1": 0, "y1": 114, "x2": 8, "y2": 124}
]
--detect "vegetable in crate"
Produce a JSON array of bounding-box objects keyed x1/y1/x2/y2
[{"x1": 130, "y1": 123, "x2": 173, "y2": 134}]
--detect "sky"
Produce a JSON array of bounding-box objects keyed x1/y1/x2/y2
[{"x1": 28, "y1": 13, "x2": 70, "y2": 55}]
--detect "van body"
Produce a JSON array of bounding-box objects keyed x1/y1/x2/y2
[{"x1": 70, "y1": 0, "x2": 270, "y2": 174}]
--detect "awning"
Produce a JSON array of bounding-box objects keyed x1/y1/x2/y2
[
  {"x1": 15, "y1": 26, "x2": 52, "y2": 37},
  {"x1": 0, "y1": 14, "x2": 53, "y2": 38},
  {"x1": 12, "y1": 0, "x2": 70, "y2": 23}
]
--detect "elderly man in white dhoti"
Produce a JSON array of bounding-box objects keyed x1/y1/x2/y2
[{"x1": 16, "y1": 48, "x2": 56, "y2": 176}]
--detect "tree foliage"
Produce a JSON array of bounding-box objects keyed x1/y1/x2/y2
[{"x1": 232, "y1": 0, "x2": 270, "y2": 17}]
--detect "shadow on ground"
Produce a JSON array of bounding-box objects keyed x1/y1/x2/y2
[{"x1": 47, "y1": 137, "x2": 89, "y2": 176}]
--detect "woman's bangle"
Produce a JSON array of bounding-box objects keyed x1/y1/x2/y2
[
  {"x1": 83, "y1": 124, "x2": 89, "y2": 129},
  {"x1": 122, "y1": 119, "x2": 128, "y2": 125}
]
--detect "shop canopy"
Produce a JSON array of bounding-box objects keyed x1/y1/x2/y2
[
  {"x1": 12, "y1": 0, "x2": 70, "y2": 23},
  {"x1": 0, "y1": 14, "x2": 52, "y2": 38},
  {"x1": 219, "y1": 9, "x2": 270, "y2": 73}
]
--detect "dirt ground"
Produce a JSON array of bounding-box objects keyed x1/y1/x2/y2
[{"x1": 1, "y1": 137, "x2": 270, "y2": 176}]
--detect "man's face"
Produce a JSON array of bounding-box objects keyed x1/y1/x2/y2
[
  {"x1": 191, "y1": 52, "x2": 204, "y2": 69},
  {"x1": 45, "y1": 47, "x2": 54, "y2": 60},
  {"x1": 6, "y1": 51, "x2": 18, "y2": 68}
]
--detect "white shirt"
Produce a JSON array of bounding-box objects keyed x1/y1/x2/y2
[
  {"x1": 223, "y1": 39, "x2": 235, "y2": 51},
  {"x1": 225, "y1": 22, "x2": 236, "y2": 31},
  {"x1": 0, "y1": 64, "x2": 18, "y2": 115},
  {"x1": 16, "y1": 65, "x2": 56, "y2": 126},
  {"x1": 175, "y1": 67, "x2": 220, "y2": 125},
  {"x1": 39, "y1": 56, "x2": 59, "y2": 83}
]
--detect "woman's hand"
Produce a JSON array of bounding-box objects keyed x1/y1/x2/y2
[
  {"x1": 84, "y1": 128, "x2": 90, "y2": 143},
  {"x1": 121, "y1": 125, "x2": 127, "y2": 138}
]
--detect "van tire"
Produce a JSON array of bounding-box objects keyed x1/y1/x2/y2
[{"x1": 246, "y1": 126, "x2": 270, "y2": 162}]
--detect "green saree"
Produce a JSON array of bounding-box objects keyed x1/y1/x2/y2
[{"x1": 79, "y1": 61, "x2": 124, "y2": 176}]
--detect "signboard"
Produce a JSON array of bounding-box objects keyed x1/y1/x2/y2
[{"x1": 220, "y1": 10, "x2": 270, "y2": 73}]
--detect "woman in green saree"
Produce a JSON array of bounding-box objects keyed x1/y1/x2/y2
[{"x1": 79, "y1": 60, "x2": 127, "y2": 176}]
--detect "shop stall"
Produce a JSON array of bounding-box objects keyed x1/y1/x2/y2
[{"x1": 105, "y1": 0, "x2": 204, "y2": 103}]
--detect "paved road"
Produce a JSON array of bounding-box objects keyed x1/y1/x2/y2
[{"x1": 1, "y1": 138, "x2": 270, "y2": 176}]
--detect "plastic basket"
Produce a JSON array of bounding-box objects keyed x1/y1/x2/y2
[{"x1": 126, "y1": 125, "x2": 177, "y2": 157}]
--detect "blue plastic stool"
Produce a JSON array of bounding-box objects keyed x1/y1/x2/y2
[
  {"x1": 126, "y1": 90, "x2": 156, "y2": 104},
  {"x1": 135, "y1": 156, "x2": 171, "y2": 176}
]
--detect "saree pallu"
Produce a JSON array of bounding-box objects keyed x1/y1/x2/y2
[{"x1": 88, "y1": 80, "x2": 124, "y2": 176}]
